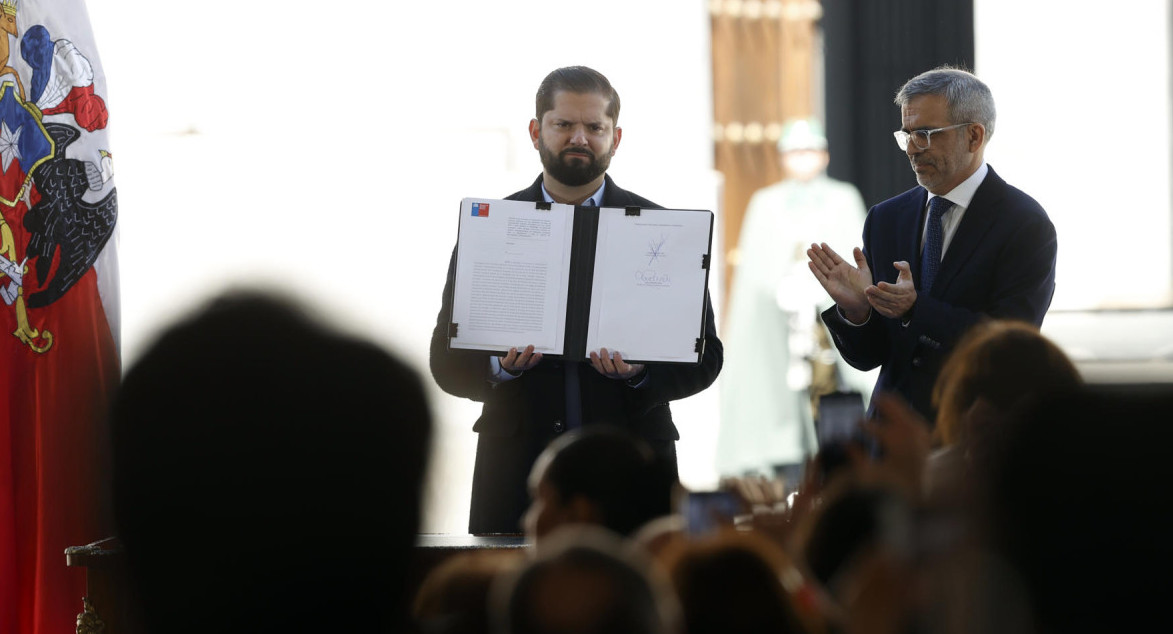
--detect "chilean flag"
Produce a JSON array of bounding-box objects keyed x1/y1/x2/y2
[
  {"x1": 0, "y1": 84, "x2": 53, "y2": 207},
  {"x1": 0, "y1": 3, "x2": 120, "y2": 634}
]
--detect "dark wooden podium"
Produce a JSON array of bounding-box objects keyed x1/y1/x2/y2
[
  {"x1": 65, "y1": 534, "x2": 527, "y2": 633},
  {"x1": 410, "y1": 534, "x2": 528, "y2": 592},
  {"x1": 64, "y1": 537, "x2": 144, "y2": 634}
]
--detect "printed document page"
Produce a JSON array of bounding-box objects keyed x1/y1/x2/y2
[
  {"x1": 585, "y1": 208, "x2": 712, "y2": 362},
  {"x1": 449, "y1": 198, "x2": 574, "y2": 354}
]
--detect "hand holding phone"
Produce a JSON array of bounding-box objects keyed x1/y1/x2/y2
[
  {"x1": 816, "y1": 391, "x2": 868, "y2": 448},
  {"x1": 815, "y1": 391, "x2": 871, "y2": 481},
  {"x1": 679, "y1": 490, "x2": 743, "y2": 535}
]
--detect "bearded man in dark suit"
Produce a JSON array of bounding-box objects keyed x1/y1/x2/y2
[
  {"x1": 431, "y1": 66, "x2": 722, "y2": 534},
  {"x1": 808, "y1": 67, "x2": 1057, "y2": 422}
]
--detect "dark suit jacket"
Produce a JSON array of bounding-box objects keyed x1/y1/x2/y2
[
  {"x1": 822, "y1": 165, "x2": 1056, "y2": 421},
  {"x1": 430, "y1": 174, "x2": 723, "y2": 534}
]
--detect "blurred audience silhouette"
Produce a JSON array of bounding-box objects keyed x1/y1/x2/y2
[
  {"x1": 112, "y1": 293, "x2": 1171, "y2": 634},
  {"x1": 933, "y1": 320, "x2": 1082, "y2": 447},
  {"x1": 110, "y1": 290, "x2": 431, "y2": 633},
  {"x1": 414, "y1": 550, "x2": 524, "y2": 634},
  {"x1": 973, "y1": 386, "x2": 1173, "y2": 632},
  {"x1": 523, "y1": 426, "x2": 676, "y2": 543},
  {"x1": 493, "y1": 526, "x2": 681, "y2": 634},
  {"x1": 663, "y1": 530, "x2": 812, "y2": 634}
]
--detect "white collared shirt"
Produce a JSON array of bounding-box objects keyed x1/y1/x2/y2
[
  {"x1": 539, "y1": 180, "x2": 607, "y2": 207},
  {"x1": 922, "y1": 161, "x2": 988, "y2": 257},
  {"x1": 839, "y1": 162, "x2": 991, "y2": 328}
]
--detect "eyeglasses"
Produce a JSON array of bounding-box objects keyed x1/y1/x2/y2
[{"x1": 893, "y1": 123, "x2": 973, "y2": 151}]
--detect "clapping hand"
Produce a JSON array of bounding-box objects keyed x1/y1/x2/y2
[
  {"x1": 807, "y1": 243, "x2": 872, "y2": 324},
  {"x1": 865, "y1": 262, "x2": 918, "y2": 319}
]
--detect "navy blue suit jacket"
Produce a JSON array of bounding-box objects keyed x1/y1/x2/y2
[
  {"x1": 431, "y1": 174, "x2": 723, "y2": 533},
  {"x1": 821, "y1": 165, "x2": 1057, "y2": 421}
]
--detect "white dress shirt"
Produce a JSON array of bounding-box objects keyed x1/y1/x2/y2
[{"x1": 922, "y1": 161, "x2": 989, "y2": 257}]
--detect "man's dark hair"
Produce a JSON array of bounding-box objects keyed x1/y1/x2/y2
[
  {"x1": 536, "y1": 426, "x2": 674, "y2": 536},
  {"x1": 498, "y1": 528, "x2": 676, "y2": 634},
  {"x1": 110, "y1": 290, "x2": 432, "y2": 633},
  {"x1": 535, "y1": 65, "x2": 620, "y2": 125},
  {"x1": 668, "y1": 532, "x2": 806, "y2": 634}
]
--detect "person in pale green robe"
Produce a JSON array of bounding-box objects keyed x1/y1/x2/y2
[{"x1": 716, "y1": 119, "x2": 876, "y2": 485}]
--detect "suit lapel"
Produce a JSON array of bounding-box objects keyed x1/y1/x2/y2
[
  {"x1": 599, "y1": 174, "x2": 631, "y2": 207},
  {"x1": 902, "y1": 189, "x2": 929, "y2": 286},
  {"x1": 932, "y1": 167, "x2": 1006, "y2": 293},
  {"x1": 511, "y1": 174, "x2": 546, "y2": 202}
]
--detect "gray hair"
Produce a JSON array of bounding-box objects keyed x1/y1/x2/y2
[{"x1": 895, "y1": 66, "x2": 996, "y2": 139}]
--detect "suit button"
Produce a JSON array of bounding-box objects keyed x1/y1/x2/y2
[
  {"x1": 553, "y1": 420, "x2": 565, "y2": 433},
  {"x1": 912, "y1": 357, "x2": 923, "y2": 367}
]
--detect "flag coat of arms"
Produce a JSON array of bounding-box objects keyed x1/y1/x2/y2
[{"x1": 0, "y1": 2, "x2": 119, "y2": 634}]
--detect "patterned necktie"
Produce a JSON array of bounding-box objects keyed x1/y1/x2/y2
[{"x1": 921, "y1": 196, "x2": 951, "y2": 292}]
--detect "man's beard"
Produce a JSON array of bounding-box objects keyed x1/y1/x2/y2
[{"x1": 538, "y1": 138, "x2": 612, "y2": 187}]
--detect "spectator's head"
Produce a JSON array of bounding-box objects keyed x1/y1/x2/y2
[
  {"x1": 932, "y1": 320, "x2": 1081, "y2": 447},
  {"x1": 110, "y1": 290, "x2": 432, "y2": 633},
  {"x1": 414, "y1": 550, "x2": 524, "y2": 634},
  {"x1": 801, "y1": 480, "x2": 913, "y2": 594},
  {"x1": 523, "y1": 426, "x2": 675, "y2": 543},
  {"x1": 978, "y1": 386, "x2": 1173, "y2": 632},
  {"x1": 664, "y1": 530, "x2": 810, "y2": 634},
  {"x1": 797, "y1": 480, "x2": 920, "y2": 634},
  {"x1": 495, "y1": 526, "x2": 680, "y2": 634}
]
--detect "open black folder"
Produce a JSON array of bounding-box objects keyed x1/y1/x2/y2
[{"x1": 446, "y1": 198, "x2": 714, "y2": 364}]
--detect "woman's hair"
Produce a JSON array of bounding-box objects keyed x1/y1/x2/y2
[{"x1": 933, "y1": 319, "x2": 1081, "y2": 446}]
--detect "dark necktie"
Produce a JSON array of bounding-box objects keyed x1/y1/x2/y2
[
  {"x1": 565, "y1": 196, "x2": 597, "y2": 430},
  {"x1": 921, "y1": 196, "x2": 951, "y2": 292}
]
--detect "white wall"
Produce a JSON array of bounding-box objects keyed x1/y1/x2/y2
[
  {"x1": 88, "y1": 1, "x2": 720, "y2": 533},
  {"x1": 976, "y1": 0, "x2": 1172, "y2": 310}
]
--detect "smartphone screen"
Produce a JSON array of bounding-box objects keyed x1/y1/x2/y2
[
  {"x1": 816, "y1": 391, "x2": 866, "y2": 447},
  {"x1": 682, "y1": 490, "x2": 742, "y2": 535}
]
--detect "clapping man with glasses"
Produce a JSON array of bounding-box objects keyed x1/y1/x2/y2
[{"x1": 806, "y1": 67, "x2": 1057, "y2": 422}]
